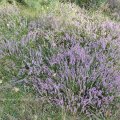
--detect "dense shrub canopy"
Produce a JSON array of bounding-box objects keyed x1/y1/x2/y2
[
  {"x1": 0, "y1": 1, "x2": 120, "y2": 118},
  {"x1": 1, "y1": 4, "x2": 120, "y2": 115}
]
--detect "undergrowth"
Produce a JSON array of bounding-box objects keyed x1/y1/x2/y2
[{"x1": 0, "y1": 1, "x2": 120, "y2": 120}]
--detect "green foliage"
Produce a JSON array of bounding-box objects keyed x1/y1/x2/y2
[{"x1": 60, "y1": 0, "x2": 107, "y2": 8}]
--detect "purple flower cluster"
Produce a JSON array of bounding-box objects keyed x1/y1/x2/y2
[
  {"x1": 1, "y1": 14, "x2": 120, "y2": 115},
  {"x1": 19, "y1": 31, "x2": 119, "y2": 114}
]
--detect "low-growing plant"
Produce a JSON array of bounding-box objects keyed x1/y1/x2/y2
[
  {"x1": 2, "y1": 11, "x2": 119, "y2": 115},
  {"x1": 1, "y1": 3, "x2": 120, "y2": 119}
]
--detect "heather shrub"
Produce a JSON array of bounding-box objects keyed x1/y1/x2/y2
[{"x1": 1, "y1": 3, "x2": 120, "y2": 117}]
